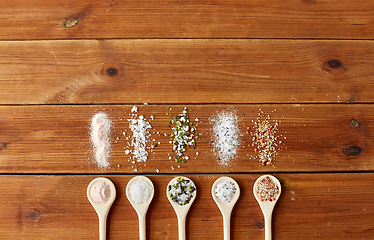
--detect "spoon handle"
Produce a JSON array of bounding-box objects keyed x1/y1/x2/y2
[
  {"x1": 264, "y1": 213, "x2": 272, "y2": 240},
  {"x1": 223, "y1": 213, "x2": 231, "y2": 240},
  {"x1": 138, "y1": 213, "x2": 146, "y2": 240},
  {"x1": 99, "y1": 216, "x2": 107, "y2": 240},
  {"x1": 178, "y1": 216, "x2": 186, "y2": 240}
]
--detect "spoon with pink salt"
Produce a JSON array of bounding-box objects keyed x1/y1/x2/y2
[
  {"x1": 87, "y1": 177, "x2": 116, "y2": 240},
  {"x1": 253, "y1": 175, "x2": 281, "y2": 240}
]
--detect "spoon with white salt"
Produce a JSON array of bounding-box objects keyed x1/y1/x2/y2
[
  {"x1": 253, "y1": 175, "x2": 281, "y2": 240},
  {"x1": 211, "y1": 176, "x2": 240, "y2": 240},
  {"x1": 167, "y1": 176, "x2": 197, "y2": 240},
  {"x1": 87, "y1": 177, "x2": 116, "y2": 240},
  {"x1": 126, "y1": 176, "x2": 154, "y2": 240}
]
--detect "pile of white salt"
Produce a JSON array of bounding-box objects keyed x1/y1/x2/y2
[
  {"x1": 128, "y1": 179, "x2": 153, "y2": 204},
  {"x1": 90, "y1": 180, "x2": 111, "y2": 204},
  {"x1": 90, "y1": 112, "x2": 112, "y2": 168},
  {"x1": 215, "y1": 181, "x2": 236, "y2": 203},
  {"x1": 211, "y1": 110, "x2": 240, "y2": 166}
]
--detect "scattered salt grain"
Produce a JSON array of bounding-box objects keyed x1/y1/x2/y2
[
  {"x1": 215, "y1": 181, "x2": 236, "y2": 203},
  {"x1": 211, "y1": 110, "x2": 240, "y2": 166},
  {"x1": 128, "y1": 179, "x2": 153, "y2": 204},
  {"x1": 128, "y1": 115, "x2": 152, "y2": 162},
  {"x1": 90, "y1": 180, "x2": 111, "y2": 204},
  {"x1": 90, "y1": 112, "x2": 112, "y2": 168}
]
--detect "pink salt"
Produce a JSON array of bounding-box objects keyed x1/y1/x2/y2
[
  {"x1": 90, "y1": 112, "x2": 111, "y2": 168},
  {"x1": 90, "y1": 180, "x2": 111, "y2": 204}
]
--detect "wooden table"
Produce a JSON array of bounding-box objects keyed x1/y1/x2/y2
[{"x1": 1, "y1": 1, "x2": 374, "y2": 239}]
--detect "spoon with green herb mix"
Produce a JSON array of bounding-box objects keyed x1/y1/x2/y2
[{"x1": 167, "y1": 176, "x2": 197, "y2": 240}]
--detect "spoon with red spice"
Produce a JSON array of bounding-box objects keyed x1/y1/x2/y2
[
  {"x1": 253, "y1": 175, "x2": 281, "y2": 240},
  {"x1": 87, "y1": 177, "x2": 116, "y2": 240}
]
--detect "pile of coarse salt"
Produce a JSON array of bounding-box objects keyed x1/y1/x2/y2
[
  {"x1": 215, "y1": 181, "x2": 236, "y2": 203},
  {"x1": 128, "y1": 179, "x2": 153, "y2": 204},
  {"x1": 211, "y1": 110, "x2": 241, "y2": 166},
  {"x1": 90, "y1": 112, "x2": 112, "y2": 169},
  {"x1": 124, "y1": 106, "x2": 156, "y2": 171}
]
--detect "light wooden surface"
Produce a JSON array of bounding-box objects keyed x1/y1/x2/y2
[{"x1": 1, "y1": 0, "x2": 374, "y2": 239}]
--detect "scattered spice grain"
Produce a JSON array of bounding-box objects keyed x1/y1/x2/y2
[
  {"x1": 255, "y1": 176, "x2": 280, "y2": 202},
  {"x1": 168, "y1": 107, "x2": 198, "y2": 163},
  {"x1": 251, "y1": 109, "x2": 283, "y2": 166}
]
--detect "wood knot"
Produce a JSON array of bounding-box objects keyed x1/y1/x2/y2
[
  {"x1": 255, "y1": 221, "x2": 264, "y2": 229},
  {"x1": 0, "y1": 143, "x2": 7, "y2": 150},
  {"x1": 342, "y1": 146, "x2": 361, "y2": 156},
  {"x1": 350, "y1": 119, "x2": 359, "y2": 128},
  {"x1": 99, "y1": 63, "x2": 123, "y2": 80},
  {"x1": 327, "y1": 60, "x2": 341, "y2": 69},
  {"x1": 105, "y1": 67, "x2": 119, "y2": 77},
  {"x1": 320, "y1": 59, "x2": 346, "y2": 74},
  {"x1": 28, "y1": 209, "x2": 42, "y2": 222},
  {"x1": 64, "y1": 18, "x2": 79, "y2": 28}
]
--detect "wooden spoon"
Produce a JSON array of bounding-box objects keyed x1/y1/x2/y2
[
  {"x1": 166, "y1": 176, "x2": 197, "y2": 240},
  {"x1": 211, "y1": 176, "x2": 240, "y2": 240},
  {"x1": 253, "y1": 175, "x2": 282, "y2": 240},
  {"x1": 126, "y1": 176, "x2": 155, "y2": 240},
  {"x1": 87, "y1": 177, "x2": 116, "y2": 240}
]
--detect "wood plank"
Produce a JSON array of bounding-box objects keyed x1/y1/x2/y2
[
  {"x1": 0, "y1": 173, "x2": 373, "y2": 239},
  {"x1": 0, "y1": 0, "x2": 374, "y2": 40},
  {"x1": 1, "y1": 39, "x2": 374, "y2": 104},
  {"x1": 0, "y1": 104, "x2": 373, "y2": 173}
]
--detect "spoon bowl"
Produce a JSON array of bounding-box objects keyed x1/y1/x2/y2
[
  {"x1": 253, "y1": 175, "x2": 281, "y2": 240},
  {"x1": 212, "y1": 176, "x2": 240, "y2": 240},
  {"x1": 87, "y1": 177, "x2": 116, "y2": 240},
  {"x1": 126, "y1": 176, "x2": 155, "y2": 240},
  {"x1": 166, "y1": 176, "x2": 197, "y2": 240}
]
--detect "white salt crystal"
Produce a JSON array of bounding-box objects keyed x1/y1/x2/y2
[
  {"x1": 129, "y1": 179, "x2": 152, "y2": 204},
  {"x1": 215, "y1": 181, "x2": 236, "y2": 203},
  {"x1": 210, "y1": 110, "x2": 240, "y2": 166}
]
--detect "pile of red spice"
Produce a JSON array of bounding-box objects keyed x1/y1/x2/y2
[{"x1": 250, "y1": 109, "x2": 283, "y2": 166}]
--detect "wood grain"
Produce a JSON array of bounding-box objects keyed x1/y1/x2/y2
[
  {"x1": 1, "y1": 39, "x2": 374, "y2": 104},
  {"x1": 0, "y1": 174, "x2": 373, "y2": 240},
  {"x1": 0, "y1": 104, "x2": 373, "y2": 173},
  {"x1": 0, "y1": 0, "x2": 374, "y2": 40}
]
